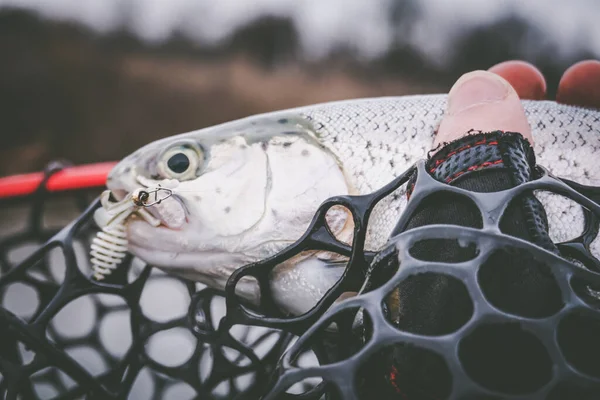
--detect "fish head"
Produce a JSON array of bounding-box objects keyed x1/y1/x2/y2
[{"x1": 106, "y1": 115, "x2": 353, "y2": 289}]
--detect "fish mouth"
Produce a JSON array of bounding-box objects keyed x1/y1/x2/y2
[
  {"x1": 141, "y1": 193, "x2": 189, "y2": 230},
  {"x1": 105, "y1": 186, "x2": 189, "y2": 230},
  {"x1": 108, "y1": 171, "x2": 190, "y2": 230},
  {"x1": 109, "y1": 188, "x2": 128, "y2": 202}
]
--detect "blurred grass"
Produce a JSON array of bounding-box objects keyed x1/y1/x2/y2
[{"x1": 0, "y1": 8, "x2": 591, "y2": 176}]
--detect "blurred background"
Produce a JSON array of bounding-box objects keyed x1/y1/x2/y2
[{"x1": 0, "y1": 0, "x2": 599, "y2": 176}]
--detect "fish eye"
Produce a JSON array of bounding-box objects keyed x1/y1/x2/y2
[
  {"x1": 158, "y1": 145, "x2": 202, "y2": 180},
  {"x1": 167, "y1": 153, "x2": 190, "y2": 173}
]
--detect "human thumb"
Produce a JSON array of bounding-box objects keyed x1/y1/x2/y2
[{"x1": 435, "y1": 70, "x2": 533, "y2": 148}]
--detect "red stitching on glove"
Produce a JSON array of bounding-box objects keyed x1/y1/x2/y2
[
  {"x1": 429, "y1": 139, "x2": 499, "y2": 173},
  {"x1": 445, "y1": 159, "x2": 503, "y2": 183}
]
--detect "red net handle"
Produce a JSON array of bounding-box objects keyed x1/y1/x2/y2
[{"x1": 0, "y1": 162, "x2": 117, "y2": 199}]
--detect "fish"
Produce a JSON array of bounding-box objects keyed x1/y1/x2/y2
[{"x1": 105, "y1": 94, "x2": 600, "y2": 315}]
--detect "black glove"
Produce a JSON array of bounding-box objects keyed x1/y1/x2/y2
[{"x1": 361, "y1": 131, "x2": 564, "y2": 399}]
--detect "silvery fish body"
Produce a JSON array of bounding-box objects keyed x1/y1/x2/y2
[{"x1": 106, "y1": 94, "x2": 600, "y2": 315}]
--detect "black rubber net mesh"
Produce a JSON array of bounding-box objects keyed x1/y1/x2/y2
[{"x1": 1, "y1": 160, "x2": 600, "y2": 399}]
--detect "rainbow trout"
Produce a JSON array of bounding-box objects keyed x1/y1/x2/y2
[{"x1": 99, "y1": 94, "x2": 600, "y2": 315}]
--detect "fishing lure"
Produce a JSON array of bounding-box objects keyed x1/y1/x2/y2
[{"x1": 90, "y1": 187, "x2": 173, "y2": 280}]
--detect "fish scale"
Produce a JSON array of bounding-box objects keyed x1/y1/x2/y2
[
  {"x1": 296, "y1": 94, "x2": 600, "y2": 254},
  {"x1": 106, "y1": 94, "x2": 600, "y2": 314}
]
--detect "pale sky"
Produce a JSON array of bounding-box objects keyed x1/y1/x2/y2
[{"x1": 0, "y1": 0, "x2": 598, "y2": 65}]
